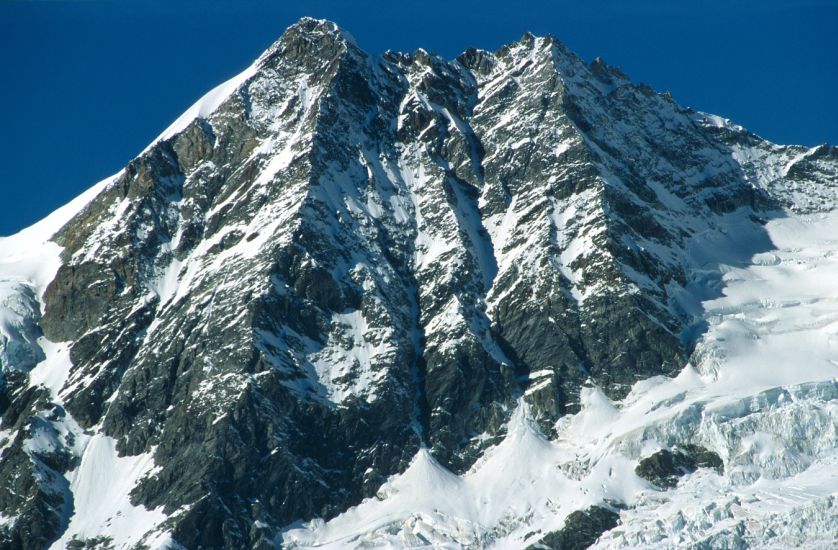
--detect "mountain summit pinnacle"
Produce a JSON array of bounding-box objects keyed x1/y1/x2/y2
[
  {"x1": 0, "y1": 18, "x2": 836, "y2": 550},
  {"x1": 262, "y1": 17, "x2": 359, "y2": 63}
]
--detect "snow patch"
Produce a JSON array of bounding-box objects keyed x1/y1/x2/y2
[
  {"x1": 283, "y1": 211, "x2": 838, "y2": 548},
  {"x1": 52, "y1": 435, "x2": 168, "y2": 549},
  {"x1": 147, "y1": 63, "x2": 259, "y2": 150},
  {"x1": 0, "y1": 172, "x2": 117, "y2": 297}
]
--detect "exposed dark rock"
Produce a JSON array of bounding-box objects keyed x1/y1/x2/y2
[
  {"x1": 528, "y1": 505, "x2": 621, "y2": 550},
  {"x1": 635, "y1": 444, "x2": 725, "y2": 489},
  {"x1": 0, "y1": 16, "x2": 834, "y2": 550}
]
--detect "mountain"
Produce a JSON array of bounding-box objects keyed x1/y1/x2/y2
[{"x1": 1, "y1": 17, "x2": 837, "y2": 549}]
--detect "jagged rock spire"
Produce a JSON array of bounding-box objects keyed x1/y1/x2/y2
[{"x1": 0, "y1": 17, "x2": 836, "y2": 550}]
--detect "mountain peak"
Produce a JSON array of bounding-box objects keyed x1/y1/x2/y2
[
  {"x1": 2, "y1": 18, "x2": 837, "y2": 550},
  {"x1": 286, "y1": 16, "x2": 354, "y2": 43},
  {"x1": 258, "y1": 17, "x2": 359, "y2": 68}
]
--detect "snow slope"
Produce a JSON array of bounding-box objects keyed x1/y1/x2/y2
[
  {"x1": 0, "y1": 173, "x2": 116, "y2": 373},
  {"x1": 0, "y1": 173, "x2": 116, "y2": 299},
  {"x1": 283, "y1": 212, "x2": 838, "y2": 548},
  {"x1": 0, "y1": 171, "x2": 180, "y2": 549},
  {"x1": 50, "y1": 435, "x2": 171, "y2": 550},
  {"x1": 1, "y1": 19, "x2": 837, "y2": 550}
]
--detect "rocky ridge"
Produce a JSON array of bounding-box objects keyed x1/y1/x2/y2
[{"x1": 0, "y1": 17, "x2": 836, "y2": 549}]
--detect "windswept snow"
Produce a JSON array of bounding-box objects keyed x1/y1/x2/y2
[
  {"x1": 696, "y1": 212, "x2": 838, "y2": 390},
  {"x1": 0, "y1": 173, "x2": 116, "y2": 376},
  {"x1": 148, "y1": 63, "x2": 259, "y2": 150},
  {"x1": 283, "y1": 211, "x2": 838, "y2": 548},
  {"x1": 26, "y1": 339, "x2": 72, "y2": 398},
  {"x1": 0, "y1": 172, "x2": 116, "y2": 296},
  {"x1": 2, "y1": 20, "x2": 837, "y2": 549},
  {"x1": 51, "y1": 435, "x2": 169, "y2": 550}
]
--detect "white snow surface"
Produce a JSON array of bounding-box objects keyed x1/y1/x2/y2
[
  {"x1": 1, "y1": 24, "x2": 836, "y2": 549},
  {"x1": 50, "y1": 435, "x2": 168, "y2": 549},
  {"x1": 26, "y1": 339, "x2": 72, "y2": 398},
  {"x1": 0, "y1": 173, "x2": 116, "y2": 374},
  {"x1": 146, "y1": 64, "x2": 259, "y2": 151},
  {"x1": 282, "y1": 212, "x2": 838, "y2": 548},
  {"x1": 25, "y1": 331, "x2": 174, "y2": 549},
  {"x1": 0, "y1": 172, "x2": 116, "y2": 297},
  {"x1": 0, "y1": 171, "x2": 176, "y2": 548}
]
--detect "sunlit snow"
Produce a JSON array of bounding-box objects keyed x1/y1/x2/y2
[{"x1": 282, "y1": 212, "x2": 838, "y2": 548}]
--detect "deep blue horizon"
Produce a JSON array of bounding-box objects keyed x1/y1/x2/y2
[{"x1": 2, "y1": 0, "x2": 837, "y2": 236}]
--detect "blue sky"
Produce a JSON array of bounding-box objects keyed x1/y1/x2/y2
[{"x1": 1, "y1": 0, "x2": 836, "y2": 235}]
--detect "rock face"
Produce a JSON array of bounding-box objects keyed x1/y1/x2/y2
[
  {"x1": 529, "y1": 506, "x2": 621, "y2": 550},
  {"x1": 635, "y1": 445, "x2": 724, "y2": 489},
  {"x1": 0, "y1": 17, "x2": 837, "y2": 550}
]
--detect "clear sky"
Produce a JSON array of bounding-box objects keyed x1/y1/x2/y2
[{"x1": 1, "y1": 0, "x2": 836, "y2": 235}]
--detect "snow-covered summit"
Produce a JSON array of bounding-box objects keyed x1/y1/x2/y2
[{"x1": 0, "y1": 18, "x2": 836, "y2": 550}]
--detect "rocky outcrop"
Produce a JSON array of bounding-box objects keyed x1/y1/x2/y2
[
  {"x1": 529, "y1": 506, "x2": 621, "y2": 550},
  {"x1": 635, "y1": 445, "x2": 724, "y2": 489},
  {"x1": 0, "y1": 17, "x2": 836, "y2": 550}
]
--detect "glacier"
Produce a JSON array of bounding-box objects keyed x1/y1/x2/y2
[
  {"x1": 283, "y1": 212, "x2": 838, "y2": 549},
  {"x1": 0, "y1": 17, "x2": 836, "y2": 550}
]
